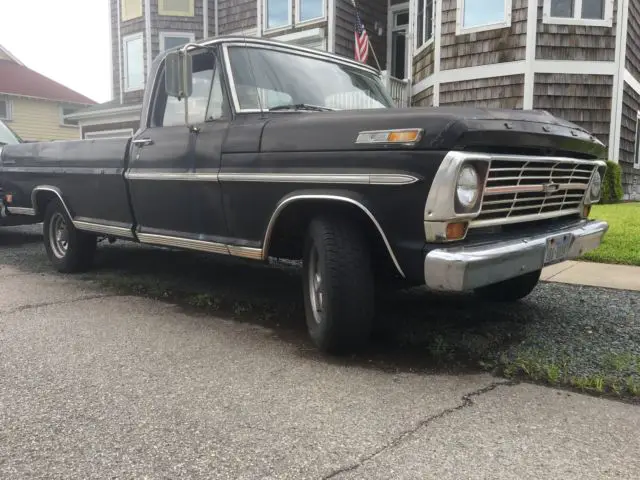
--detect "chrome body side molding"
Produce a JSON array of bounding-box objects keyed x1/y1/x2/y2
[
  {"x1": 123, "y1": 172, "x2": 419, "y2": 185},
  {"x1": 261, "y1": 194, "x2": 405, "y2": 278},
  {"x1": 5, "y1": 206, "x2": 36, "y2": 216},
  {"x1": 125, "y1": 171, "x2": 220, "y2": 181},
  {"x1": 218, "y1": 173, "x2": 419, "y2": 185},
  {"x1": 137, "y1": 232, "x2": 230, "y2": 255},
  {"x1": 73, "y1": 219, "x2": 135, "y2": 239}
]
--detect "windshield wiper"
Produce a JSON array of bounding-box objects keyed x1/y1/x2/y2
[{"x1": 268, "y1": 103, "x2": 333, "y2": 112}]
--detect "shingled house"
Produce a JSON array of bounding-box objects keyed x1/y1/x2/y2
[{"x1": 68, "y1": 0, "x2": 639, "y2": 199}]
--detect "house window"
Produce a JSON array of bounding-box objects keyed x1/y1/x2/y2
[
  {"x1": 60, "y1": 105, "x2": 80, "y2": 126},
  {"x1": 121, "y1": 0, "x2": 142, "y2": 21},
  {"x1": 159, "y1": 0, "x2": 194, "y2": 16},
  {"x1": 297, "y1": 0, "x2": 324, "y2": 23},
  {"x1": 160, "y1": 32, "x2": 195, "y2": 52},
  {"x1": 265, "y1": 0, "x2": 291, "y2": 30},
  {"x1": 457, "y1": 0, "x2": 512, "y2": 35},
  {"x1": 123, "y1": 33, "x2": 144, "y2": 92},
  {"x1": 543, "y1": 0, "x2": 613, "y2": 26},
  {"x1": 0, "y1": 97, "x2": 11, "y2": 121},
  {"x1": 415, "y1": 0, "x2": 434, "y2": 49}
]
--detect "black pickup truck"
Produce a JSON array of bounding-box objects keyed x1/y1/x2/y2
[{"x1": 0, "y1": 37, "x2": 608, "y2": 353}]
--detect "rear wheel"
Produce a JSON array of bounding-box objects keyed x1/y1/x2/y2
[
  {"x1": 302, "y1": 215, "x2": 375, "y2": 354},
  {"x1": 474, "y1": 269, "x2": 541, "y2": 302},
  {"x1": 43, "y1": 198, "x2": 96, "y2": 273}
]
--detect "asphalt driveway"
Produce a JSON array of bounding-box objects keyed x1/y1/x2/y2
[{"x1": 1, "y1": 225, "x2": 639, "y2": 478}]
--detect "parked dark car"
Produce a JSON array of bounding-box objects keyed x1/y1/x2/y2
[
  {"x1": 0, "y1": 120, "x2": 39, "y2": 227},
  {"x1": 0, "y1": 37, "x2": 608, "y2": 353}
]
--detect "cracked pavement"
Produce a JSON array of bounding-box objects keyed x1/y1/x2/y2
[{"x1": 2, "y1": 226, "x2": 640, "y2": 478}]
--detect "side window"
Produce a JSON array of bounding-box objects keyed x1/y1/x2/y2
[{"x1": 151, "y1": 51, "x2": 227, "y2": 127}]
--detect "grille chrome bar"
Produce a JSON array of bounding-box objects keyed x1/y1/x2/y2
[{"x1": 470, "y1": 155, "x2": 600, "y2": 229}]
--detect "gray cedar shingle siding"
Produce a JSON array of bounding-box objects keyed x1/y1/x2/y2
[
  {"x1": 412, "y1": 43, "x2": 434, "y2": 84},
  {"x1": 438, "y1": 75, "x2": 525, "y2": 109},
  {"x1": 217, "y1": 0, "x2": 257, "y2": 35},
  {"x1": 412, "y1": 85, "x2": 433, "y2": 107},
  {"x1": 150, "y1": 0, "x2": 205, "y2": 61},
  {"x1": 535, "y1": 0, "x2": 617, "y2": 61},
  {"x1": 626, "y1": 0, "x2": 640, "y2": 81},
  {"x1": 335, "y1": 0, "x2": 387, "y2": 70},
  {"x1": 619, "y1": 84, "x2": 640, "y2": 199},
  {"x1": 439, "y1": 0, "x2": 527, "y2": 71},
  {"x1": 533, "y1": 73, "x2": 612, "y2": 147}
]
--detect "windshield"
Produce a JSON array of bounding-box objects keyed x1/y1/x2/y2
[
  {"x1": 0, "y1": 120, "x2": 20, "y2": 145},
  {"x1": 226, "y1": 46, "x2": 394, "y2": 111}
]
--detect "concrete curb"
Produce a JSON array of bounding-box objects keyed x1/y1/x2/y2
[{"x1": 542, "y1": 260, "x2": 640, "y2": 291}]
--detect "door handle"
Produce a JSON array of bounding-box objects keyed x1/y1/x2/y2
[{"x1": 132, "y1": 138, "x2": 154, "y2": 146}]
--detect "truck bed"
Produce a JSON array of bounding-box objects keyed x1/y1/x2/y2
[{"x1": 0, "y1": 137, "x2": 135, "y2": 229}]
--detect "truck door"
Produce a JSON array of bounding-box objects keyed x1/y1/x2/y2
[{"x1": 127, "y1": 49, "x2": 230, "y2": 248}]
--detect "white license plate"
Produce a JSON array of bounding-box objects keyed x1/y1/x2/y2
[{"x1": 544, "y1": 233, "x2": 573, "y2": 264}]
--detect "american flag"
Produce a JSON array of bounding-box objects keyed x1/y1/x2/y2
[{"x1": 352, "y1": 0, "x2": 369, "y2": 63}]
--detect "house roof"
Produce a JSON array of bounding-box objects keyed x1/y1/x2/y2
[{"x1": 0, "y1": 57, "x2": 96, "y2": 105}]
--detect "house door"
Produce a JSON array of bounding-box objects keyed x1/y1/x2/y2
[{"x1": 390, "y1": 7, "x2": 409, "y2": 79}]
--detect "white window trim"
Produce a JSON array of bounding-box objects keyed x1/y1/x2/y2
[
  {"x1": 123, "y1": 32, "x2": 145, "y2": 92},
  {"x1": 0, "y1": 96, "x2": 12, "y2": 121},
  {"x1": 295, "y1": 0, "x2": 326, "y2": 26},
  {"x1": 414, "y1": 0, "x2": 435, "y2": 56},
  {"x1": 158, "y1": 0, "x2": 194, "y2": 17},
  {"x1": 635, "y1": 111, "x2": 640, "y2": 169},
  {"x1": 387, "y1": 3, "x2": 412, "y2": 77},
  {"x1": 159, "y1": 31, "x2": 196, "y2": 52},
  {"x1": 85, "y1": 128, "x2": 134, "y2": 140},
  {"x1": 59, "y1": 105, "x2": 80, "y2": 128},
  {"x1": 542, "y1": 0, "x2": 614, "y2": 27},
  {"x1": 263, "y1": 0, "x2": 293, "y2": 33},
  {"x1": 456, "y1": 0, "x2": 513, "y2": 36}
]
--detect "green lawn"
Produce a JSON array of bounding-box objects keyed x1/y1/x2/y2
[{"x1": 581, "y1": 202, "x2": 640, "y2": 266}]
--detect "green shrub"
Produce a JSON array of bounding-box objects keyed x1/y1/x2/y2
[{"x1": 600, "y1": 160, "x2": 623, "y2": 204}]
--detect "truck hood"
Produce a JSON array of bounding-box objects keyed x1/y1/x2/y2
[{"x1": 258, "y1": 107, "x2": 607, "y2": 159}]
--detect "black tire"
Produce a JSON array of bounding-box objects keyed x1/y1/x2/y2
[
  {"x1": 302, "y1": 215, "x2": 375, "y2": 354},
  {"x1": 43, "y1": 198, "x2": 97, "y2": 273},
  {"x1": 474, "y1": 269, "x2": 541, "y2": 302}
]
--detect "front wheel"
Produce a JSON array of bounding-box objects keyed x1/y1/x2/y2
[
  {"x1": 43, "y1": 198, "x2": 97, "y2": 273},
  {"x1": 302, "y1": 215, "x2": 375, "y2": 354},
  {"x1": 474, "y1": 269, "x2": 541, "y2": 302}
]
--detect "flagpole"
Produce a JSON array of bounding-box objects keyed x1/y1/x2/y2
[
  {"x1": 367, "y1": 37, "x2": 382, "y2": 72},
  {"x1": 351, "y1": 0, "x2": 381, "y2": 71}
]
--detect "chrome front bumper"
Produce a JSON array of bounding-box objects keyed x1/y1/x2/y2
[{"x1": 424, "y1": 220, "x2": 609, "y2": 291}]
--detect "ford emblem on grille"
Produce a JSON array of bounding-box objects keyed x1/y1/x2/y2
[{"x1": 542, "y1": 182, "x2": 561, "y2": 195}]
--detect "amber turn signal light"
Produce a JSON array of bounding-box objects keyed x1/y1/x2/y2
[
  {"x1": 446, "y1": 222, "x2": 468, "y2": 240},
  {"x1": 583, "y1": 205, "x2": 591, "y2": 218}
]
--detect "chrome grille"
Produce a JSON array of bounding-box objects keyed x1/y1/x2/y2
[{"x1": 472, "y1": 157, "x2": 597, "y2": 227}]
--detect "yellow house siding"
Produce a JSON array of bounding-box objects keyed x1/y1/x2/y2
[{"x1": 7, "y1": 96, "x2": 83, "y2": 141}]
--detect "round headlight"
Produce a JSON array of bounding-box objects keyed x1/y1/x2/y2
[
  {"x1": 590, "y1": 170, "x2": 602, "y2": 199},
  {"x1": 456, "y1": 165, "x2": 480, "y2": 210}
]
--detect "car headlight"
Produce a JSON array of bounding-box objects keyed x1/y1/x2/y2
[
  {"x1": 590, "y1": 170, "x2": 602, "y2": 200},
  {"x1": 456, "y1": 165, "x2": 480, "y2": 211}
]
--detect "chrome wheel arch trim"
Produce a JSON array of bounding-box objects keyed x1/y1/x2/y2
[
  {"x1": 30, "y1": 185, "x2": 74, "y2": 220},
  {"x1": 262, "y1": 194, "x2": 406, "y2": 278}
]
